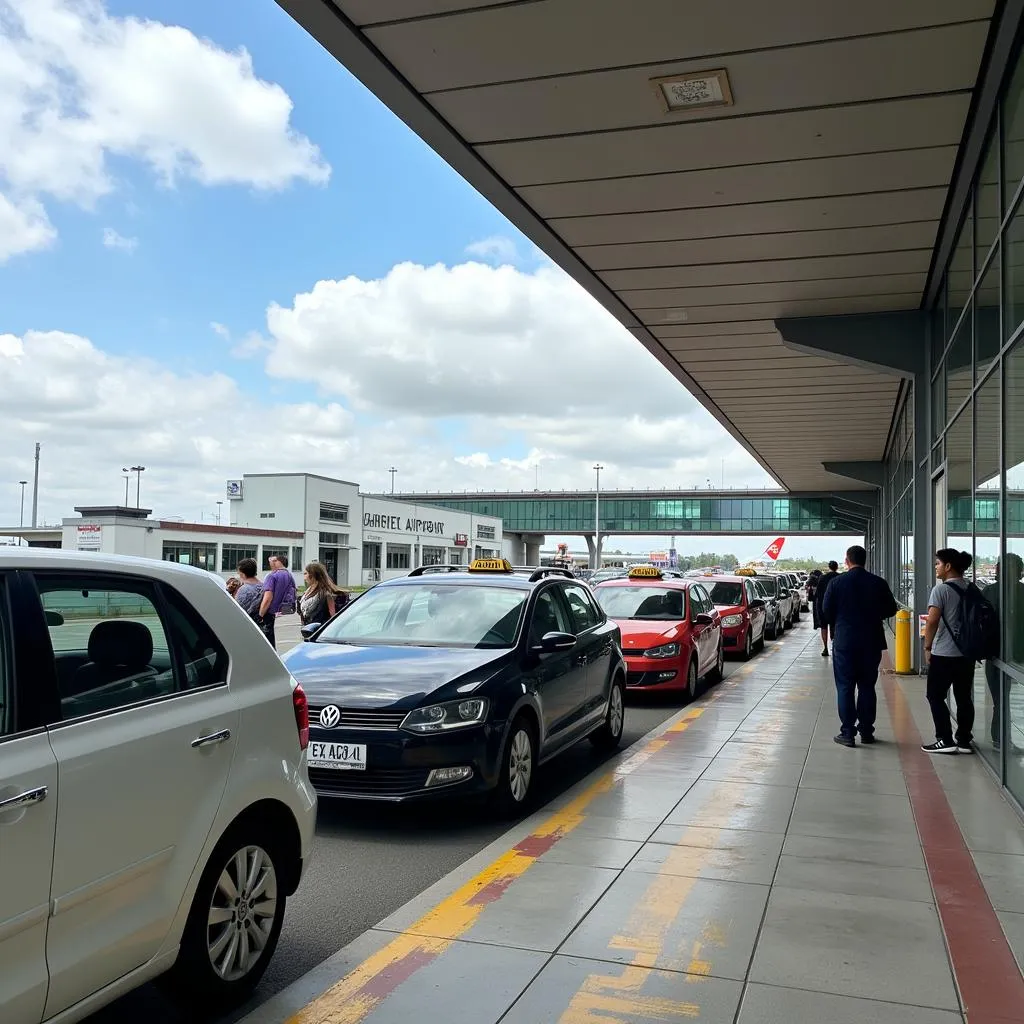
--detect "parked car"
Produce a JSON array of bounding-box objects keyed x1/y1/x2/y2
[
  {"x1": 0, "y1": 549, "x2": 316, "y2": 1023},
  {"x1": 703, "y1": 574, "x2": 767, "y2": 660}
]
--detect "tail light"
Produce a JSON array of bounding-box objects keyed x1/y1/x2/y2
[{"x1": 292, "y1": 683, "x2": 310, "y2": 751}]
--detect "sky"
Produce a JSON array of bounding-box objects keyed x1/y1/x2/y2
[{"x1": 0, "y1": 0, "x2": 858, "y2": 561}]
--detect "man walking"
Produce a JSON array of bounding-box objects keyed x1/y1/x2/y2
[
  {"x1": 259, "y1": 553, "x2": 296, "y2": 649},
  {"x1": 814, "y1": 560, "x2": 840, "y2": 657},
  {"x1": 822, "y1": 545, "x2": 899, "y2": 747}
]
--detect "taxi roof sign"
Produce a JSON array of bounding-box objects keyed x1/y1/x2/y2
[
  {"x1": 735, "y1": 566, "x2": 757, "y2": 576},
  {"x1": 628, "y1": 565, "x2": 662, "y2": 579},
  {"x1": 468, "y1": 557, "x2": 513, "y2": 573}
]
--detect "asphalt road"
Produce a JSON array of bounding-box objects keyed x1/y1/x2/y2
[{"x1": 86, "y1": 622, "x2": 755, "y2": 1024}]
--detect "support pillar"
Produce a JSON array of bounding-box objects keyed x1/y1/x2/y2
[
  {"x1": 525, "y1": 539, "x2": 542, "y2": 566},
  {"x1": 585, "y1": 534, "x2": 603, "y2": 569}
]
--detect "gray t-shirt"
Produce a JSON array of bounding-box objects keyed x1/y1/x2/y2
[{"x1": 928, "y1": 579, "x2": 968, "y2": 658}]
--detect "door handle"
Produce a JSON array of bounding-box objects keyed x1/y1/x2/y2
[
  {"x1": 191, "y1": 729, "x2": 231, "y2": 749},
  {"x1": 0, "y1": 785, "x2": 48, "y2": 812}
]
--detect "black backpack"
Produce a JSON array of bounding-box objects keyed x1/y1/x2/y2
[{"x1": 941, "y1": 580, "x2": 1000, "y2": 662}]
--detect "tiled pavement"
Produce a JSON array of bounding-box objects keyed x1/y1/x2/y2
[{"x1": 245, "y1": 625, "x2": 1024, "y2": 1024}]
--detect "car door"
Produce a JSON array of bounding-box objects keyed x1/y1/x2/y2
[
  {"x1": 525, "y1": 586, "x2": 586, "y2": 751},
  {"x1": 690, "y1": 585, "x2": 717, "y2": 673},
  {"x1": 32, "y1": 571, "x2": 240, "y2": 1019},
  {"x1": 745, "y1": 580, "x2": 766, "y2": 639},
  {"x1": 0, "y1": 571, "x2": 59, "y2": 1024},
  {"x1": 558, "y1": 582, "x2": 616, "y2": 718}
]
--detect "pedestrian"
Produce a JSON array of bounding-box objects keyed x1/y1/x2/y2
[
  {"x1": 258, "y1": 553, "x2": 296, "y2": 649},
  {"x1": 235, "y1": 558, "x2": 266, "y2": 632},
  {"x1": 814, "y1": 560, "x2": 840, "y2": 657},
  {"x1": 921, "y1": 549, "x2": 979, "y2": 755},
  {"x1": 225, "y1": 576, "x2": 241, "y2": 599},
  {"x1": 822, "y1": 545, "x2": 899, "y2": 747},
  {"x1": 300, "y1": 561, "x2": 349, "y2": 629}
]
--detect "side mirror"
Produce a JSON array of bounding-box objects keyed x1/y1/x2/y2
[
  {"x1": 45, "y1": 610, "x2": 65, "y2": 627},
  {"x1": 694, "y1": 613, "x2": 714, "y2": 626},
  {"x1": 749, "y1": 599, "x2": 765, "y2": 610},
  {"x1": 779, "y1": 588, "x2": 790, "y2": 598},
  {"x1": 531, "y1": 631, "x2": 577, "y2": 654},
  {"x1": 300, "y1": 623, "x2": 320, "y2": 641}
]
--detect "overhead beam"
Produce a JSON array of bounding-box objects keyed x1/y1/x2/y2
[{"x1": 823, "y1": 462, "x2": 886, "y2": 488}]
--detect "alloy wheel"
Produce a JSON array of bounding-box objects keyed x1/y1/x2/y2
[
  {"x1": 508, "y1": 728, "x2": 533, "y2": 803},
  {"x1": 206, "y1": 845, "x2": 278, "y2": 983},
  {"x1": 608, "y1": 684, "x2": 624, "y2": 738},
  {"x1": 688, "y1": 661, "x2": 697, "y2": 699}
]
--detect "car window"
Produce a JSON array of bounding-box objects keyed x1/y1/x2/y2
[
  {"x1": 594, "y1": 585, "x2": 684, "y2": 621},
  {"x1": 746, "y1": 581, "x2": 758, "y2": 603},
  {"x1": 688, "y1": 587, "x2": 705, "y2": 619},
  {"x1": 708, "y1": 581, "x2": 743, "y2": 607},
  {"x1": 561, "y1": 583, "x2": 601, "y2": 632},
  {"x1": 756, "y1": 576, "x2": 776, "y2": 596},
  {"x1": 160, "y1": 585, "x2": 229, "y2": 690},
  {"x1": 694, "y1": 585, "x2": 713, "y2": 613},
  {"x1": 36, "y1": 574, "x2": 176, "y2": 720},
  {"x1": 530, "y1": 589, "x2": 571, "y2": 641}
]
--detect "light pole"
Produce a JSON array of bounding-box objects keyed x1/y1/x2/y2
[
  {"x1": 123, "y1": 466, "x2": 145, "y2": 507},
  {"x1": 593, "y1": 463, "x2": 604, "y2": 570},
  {"x1": 216, "y1": 500, "x2": 223, "y2": 525},
  {"x1": 123, "y1": 474, "x2": 130, "y2": 506},
  {"x1": 389, "y1": 467, "x2": 397, "y2": 494},
  {"x1": 18, "y1": 480, "x2": 27, "y2": 545}
]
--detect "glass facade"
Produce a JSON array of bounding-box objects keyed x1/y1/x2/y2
[{"x1": 918, "y1": 42, "x2": 1024, "y2": 803}]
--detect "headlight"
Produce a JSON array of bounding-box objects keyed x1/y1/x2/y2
[
  {"x1": 722, "y1": 614, "x2": 743, "y2": 627},
  {"x1": 643, "y1": 642, "x2": 680, "y2": 659},
  {"x1": 401, "y1": 698, "x2": 489, "y2": 734}
]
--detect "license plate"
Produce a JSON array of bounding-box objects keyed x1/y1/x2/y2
[{"x1": 308, "y1": 741, "x2": 367, "y2": 770}]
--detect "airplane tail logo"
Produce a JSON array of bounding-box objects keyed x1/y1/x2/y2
[{"x1": 764, "y1": 537, "x2": 785, "y2": 561}]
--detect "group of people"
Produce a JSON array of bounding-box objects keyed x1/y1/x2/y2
[
  {"x1": 224, "y1": 552, "x2": 348, "y2": 648},
  {"x1": 816, "y1": 543, "x2": 1020, "y2": 754}
]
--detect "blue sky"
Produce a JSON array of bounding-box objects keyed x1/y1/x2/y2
[{"x1": 0, "y1": 0, "x2": 852, "y2": 560}]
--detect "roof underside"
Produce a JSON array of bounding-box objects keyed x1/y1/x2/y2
[{"x1": 281, "y1": 0, "x2": 995, "y2": 491}]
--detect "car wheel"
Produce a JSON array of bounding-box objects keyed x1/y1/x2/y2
[
  {"x1": 741, "y1": 628, "x2": 753, "y2": 661},
  {"x1": 167, "y1": 825, "x2": 286, "y2": 1008},
  {"x1": 765, "y1": 615, "x2": 776, "y2": 641},
  {"x1": 707, "y1": 641, "x2": 724, "y2": 684},
  {"x1": 685, "y1": 658, "x2": 699, "y2": 701},
  {"x1": 591, "y1": 676, "x2": 625, "y2": 750},
  {"x1": 497, "y1": 715, "x2": 537, "y2": 816},
  {"x1": 756, "y1": 622, "x2": 766, "y2": 652}
]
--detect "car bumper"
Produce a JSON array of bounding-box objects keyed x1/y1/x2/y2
[
  {"x1": 623, "y1": 655, "x2": 686, "y2": 690},
  {"x1": 306, "y1": 722, "x2": 505, "y2": 802},
  {"x1": 721, "y1": 623, "x2": 747, "y2": 650}
]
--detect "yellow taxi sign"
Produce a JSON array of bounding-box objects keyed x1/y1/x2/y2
[
  {"x1": 468, "y1": 558, "x2": 513, "y2": 573},
  {"x1": 628, "y1": 565, "x2": 662, "y2": 579},
  {"x1": 735, "y1": 566, "x2": 757, "y2": 576}
]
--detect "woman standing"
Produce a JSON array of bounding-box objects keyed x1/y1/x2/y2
[
  {"x1": 234, "y1": 558, "x2": 269, "y2": 638},
  {"x1": 300, "y1": 562, "x2": 348, "y2": 629}
]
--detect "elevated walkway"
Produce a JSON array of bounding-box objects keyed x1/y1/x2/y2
[{"x1": 245, "y1": 628, "x2": 1024, "y2": 1024}]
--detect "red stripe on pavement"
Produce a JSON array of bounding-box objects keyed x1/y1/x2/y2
[{"x1": 884, "y1": 675, "x2": 1024, "y2": 1024}]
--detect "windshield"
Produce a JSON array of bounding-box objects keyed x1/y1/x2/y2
[
  {"x1": 755, "y1": 576, "x2": 777, "y2": 595},
  {"x1": 594, "y1": 585, "x2": 685, "y2": 620},
  {"x1": 316, "y1": 583, "x2": 527, "y2": 649},
  {"x1": 708, "y1": 582, "x2": 743, "y2": 607},
  {"x1": 591, "y1": 570, "x2": 627, "y2": 584}
]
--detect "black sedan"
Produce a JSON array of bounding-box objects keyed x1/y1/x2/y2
[{"x1": 283, "y1": 559, "x2": 626, "y2": 813}]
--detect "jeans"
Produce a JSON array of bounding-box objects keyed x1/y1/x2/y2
[
  {"x1": 261, "y1": 613, "x2": 277, "y2": 649},
  {"x1": 927, "y1": 654, "x2": 975, "y2": 745},
  {"x1": 832, "y1": 647, "x2": 882, "y2": 738}
]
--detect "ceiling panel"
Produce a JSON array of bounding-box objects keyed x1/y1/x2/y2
[
  {"x1": 519, "y1": 148, "x2": 956, "y2": 219},
  {"x1": 581, "y1": 221, "x2": 940, "y2": 271},
  {"x1": 361, "y1": 0, "x2": 991, "y2": 91},
  {"x1": 477, "y1": 95, "x2": 970, "y2": 186},
  {"x1": 637, "y1": 292, "x2": 921, "y2": 326},
  {"x1": 341, "y1": 0, "x2": 508, "y2": 25},
  {"x1": 428, "y1": 23, "x2": 986, "y2": 142}
]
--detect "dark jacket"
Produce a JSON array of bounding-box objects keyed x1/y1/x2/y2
[
  {"x1": 813, "y1": 570, "x2": 839, "y2": 624},
  {"x1": 822, "y1": 567, "x2": 899, "y2": 654}
]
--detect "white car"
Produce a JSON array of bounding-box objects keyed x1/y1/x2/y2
[{"x1": 0, "y1": 549, "x2": 316, "y2": 1024}]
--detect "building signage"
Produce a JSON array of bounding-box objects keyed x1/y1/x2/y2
[
  {"x1": 76, "y1": 524, "x2": 102, "y2": 551},
  {"x1": 362, "y1": 512, "x2": 446, "y2": 535},
  {"x1": 453, "y1": 533, "x2": 468, "y2": 547},
  {"x1": 226, "y1": 479, "x2": 244, "y2": 500}
]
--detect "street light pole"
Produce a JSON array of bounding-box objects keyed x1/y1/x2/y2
[
  {"x1": 216, "y1": 500, "x2": 223, "y2": 525},
  {"x1": 123, "y1": 474, "x2": 130, "y2": 506},
  {"x1": 388, "y1": 467, "x2": 397, "y2": 494},
  {"x1": 593, "y1": 463, "x2": 604, "y2": 570},
  {"x1": 123, "y1": 466, "x2": 146, "y2": 508},
  {"x1": 19, "y1": 480, "x2": 27, "y2": 546}
]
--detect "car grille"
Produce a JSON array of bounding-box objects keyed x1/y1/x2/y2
[
  {"x1": 307, "y1": 705, "x2": 408, "y2": 731},
  {"x1": 626, "y1": 671, "x2": 672, "y2": 687},
  {"x1": 308, "y1": 767, "x2": 429, "y2": 797}
]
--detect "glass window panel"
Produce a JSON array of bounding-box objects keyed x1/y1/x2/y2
[
  {"x1": 977, "y1": 128, "x2": 1000, "y2": 265},
  {"x1": 948, "y1": 203, "x2": 974, "y2": 327},
  {"x1": 1004, "y1": 54, "x2": 1024, "y2": 212},
  {"x1": 946, "y1": 401, "x2": 972, "y2": 554},
  {"x1": 976, "y1": 252, "x2": 1001, "y2": 383},
  {"x1": 1005, "y1": 193, "x2": 1024, "y2": 339},
  {"x1": 930, "y1": 278, "x2": 947, "y2": 370},
  {"x1": 1005, "y1": 336, "x2": 1024, "y2": 677},
  {"x1": 932, "y1": 365, "x2": 946, "y2": 438},
  {"x1": 946, "y1": 304, "x2": 973, "y2": 419},
  {"x1": 1004, "y1": 670, "x2": 1024, "y2": 803}
]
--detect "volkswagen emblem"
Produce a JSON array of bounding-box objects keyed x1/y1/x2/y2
[{"x1": 319, "y1": 705, "x2": 341, "y2": 729}]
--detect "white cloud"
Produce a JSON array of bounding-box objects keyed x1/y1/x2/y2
[
  {"x1": 209, "y1": 321, "x2": 230, "y2": 339},
  {"x1": 464, "y1": 235, "x2": 519, "y2": 265},
  {"x1": 209, "y1": 320, "x2": 269, "y2": 359},
  {"x1": 102, "y1": 227, "x2": 137, "y2": 252},
  {"x1": 0, "y1": 0, "x2": 329, "y2": 257},
  {"x1": 0, "y1": 193, "x2": 55, "y2": 261}
]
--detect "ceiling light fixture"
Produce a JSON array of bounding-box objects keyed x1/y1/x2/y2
[{"x1": 651, "y1": 69, "x2": 733, "y2": 113}]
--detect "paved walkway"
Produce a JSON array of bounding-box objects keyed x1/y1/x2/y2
[{"x1": 244, "y1": 627, "x2": 1024, "y2": 1024}]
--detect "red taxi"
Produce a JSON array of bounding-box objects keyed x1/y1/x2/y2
[
  {"x1": 703, "y1": 570, "x2": 767, "y2": 660},
  {"x1": 592, "y1": 566, "x2": 723, "y2": 700}
]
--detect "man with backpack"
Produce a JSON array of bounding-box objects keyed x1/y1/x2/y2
[{"x1": 922, "y1": 548, "x2": 1000, "y2": 754}]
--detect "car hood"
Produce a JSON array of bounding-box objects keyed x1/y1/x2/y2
[
  {"x1": 713, "y1": 603, "x2": 743, "y2": 617},
  {"x1": 282, "y1": 641, "x2": 508, "y2": 707},
  {"x1": 614, "y1": 619, "x2": 684, "y2": 653}
]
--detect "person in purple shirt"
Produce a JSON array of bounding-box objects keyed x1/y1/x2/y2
[{"x1": 258, "y1": 553, "x2": 296, "y2": 649}]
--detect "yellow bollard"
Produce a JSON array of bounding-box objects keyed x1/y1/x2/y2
[{"x1": 894, "y1": 608, "x2": 912, "y2": 674}]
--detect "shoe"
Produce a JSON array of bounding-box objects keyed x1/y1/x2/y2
[
  {"x1": 921, "y1": 741, "x2": 958, "y2": 755},
  {"x1": 834, "y1": 734, "x2": 856, "y2": 748},
  {"x1": 860, "y1": 734, "x2": 877, "y2": 745},
  {"x1": 821, "y1": 648, "x2": 829, "y2": 657},
  {"x1": 956, "y1": 743, "x2": 974, "y2": 754}
]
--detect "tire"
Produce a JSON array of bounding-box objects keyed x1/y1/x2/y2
[
  {"x1": 740, "y1": 628, "x2": 753, "y2": 661},
  {"x1": 590, "y1": 676, "x2": 625, "y2": 750},
  {"x1": 755, "y1": 623, "x2": 766, "y2": 652},
  {"x1": 765, "y1": 615, "x2": 777, "y2": 641},
  {"x1": 497, "y1": 714, "x2": 537, "y2": 817},
  {"x1": 167, "y1": 824, "x2": 287, "y2": 1009},
  {"x1": 707, "y1": 641, "x2": 724, "y2": 684},
  {"x1": 685, "y1": 659, "x2": 699, "y2": 702}
]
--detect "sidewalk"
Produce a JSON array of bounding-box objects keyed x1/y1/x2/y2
[{"x1": 244, "y1": 628, "x2": 1024, "y2": 1024}]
